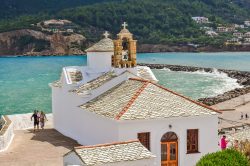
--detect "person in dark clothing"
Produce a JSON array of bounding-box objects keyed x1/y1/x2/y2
[
  {"x1": 246, "y1": 113, "x2": 249, "y2": 119},
  {"x1": 31, "y1": 110, "x2": 39, "y2": 131}
]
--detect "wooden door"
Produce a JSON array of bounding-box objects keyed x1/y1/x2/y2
[{"x1": 161, "y1": 141, "x2": 178, "y2": 166}]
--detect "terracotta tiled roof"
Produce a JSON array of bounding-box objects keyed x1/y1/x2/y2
[
  {"x1": 80, "y1": 78, "x2": 220, "y2": 120},
  {"x1": 72, "y1": 140, "x2": 155, "y2": 165},
  {"x1": 85, "y1": 38, "x2": 114, "y2": 52}
]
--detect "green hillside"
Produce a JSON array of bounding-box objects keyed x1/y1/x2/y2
[
  {"x1": 0, "y1": 0, "x2": 113, "y2": 20},
  {"x1": 1, "y1": 0, "x2": 250, "y2": 45}
]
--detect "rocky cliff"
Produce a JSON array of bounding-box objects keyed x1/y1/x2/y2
[
  {"x1": 0, "y1": 29, "x2": 86, "y2": 56},
  {"x1": 2, "y1": 29, "x2": 250, "y2": 56}
]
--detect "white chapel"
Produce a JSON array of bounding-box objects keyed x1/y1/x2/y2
[{"x1": 50, "y1": 23, "x2": 220, "y2": 166}]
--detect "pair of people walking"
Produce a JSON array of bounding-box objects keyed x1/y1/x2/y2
[
  {"x1": 31, "y1": 110, "x2": 47, "y2": 131},
  {"x1": 241, "y1": 112, "x2": 248, "y2": 120}
]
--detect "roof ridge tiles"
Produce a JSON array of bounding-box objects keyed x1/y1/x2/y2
[
  {"x1": 74, "y1": 140, "x2": 139, "y2": 149},
  {"x1": 128, "y1": 77, "x2": 221, "y2": 114},
  {"x1": 115, "y1": 81, "x2": 149, "y2": 120},
  {"x1": 152, "y1": 83, "x2": 222, "y2": 114}
]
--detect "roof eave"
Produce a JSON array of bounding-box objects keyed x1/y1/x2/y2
[
  {"x1": 86, "y1": 50, "x2": 114, "y2": 52},
  {"x1": 117, "y1": 113, "x2": 218, "y2": 123}
]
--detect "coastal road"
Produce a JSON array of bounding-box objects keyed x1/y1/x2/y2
[{"x1": 0, "y1": 128, "x2": 79, "y2": 166}]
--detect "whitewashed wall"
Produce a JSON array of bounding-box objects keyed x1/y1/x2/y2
[
  {"x1": 99, "y1": 158, "x2": 156, "y2": 166},
  {"x1": 52, "y1": 70, "x2": 136, "y2": 145},
  {"x1": 87, "y1": 52, "x2": 113, "y2": 72},
  {"x1": 118, "y1": 115, "x2": 219, "y2": 166},
  {"x1": 52, "y1": 86, "x2": 119, "y2": 145}
]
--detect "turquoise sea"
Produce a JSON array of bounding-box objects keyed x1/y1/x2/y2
[{"x1": 0, "y1": 52, "x2": 250, "y2": 115}]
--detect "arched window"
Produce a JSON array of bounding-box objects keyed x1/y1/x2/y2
[
  {"x1": 122, "y1": 38, "x2": 129, "y2": 50},
  {"x1": 161, "y1": 132, "x2": 178, "y2": 165},
  {"x1": 161, "y1": 132, "x2": 178, "y2": 142}
]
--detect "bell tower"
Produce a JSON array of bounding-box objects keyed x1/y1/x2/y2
[{"x1": 112, "y1": 22, "x2": 137, "y2": 68}]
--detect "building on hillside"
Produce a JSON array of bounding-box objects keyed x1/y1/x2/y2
[
  {"x1": 217, "y1": 27, "x2": 228, "y2": 33},
  {"x1": 43, "y1": 19, "x2": 72, "y2": 26},
  {"x1": 234, "y1": 24, "x2": 245, "y2": 29},
  {"x1": 227, "y1": 27, "x2": 236, "y2": 32},
  {"x1": 38, "y1": 19, "x2": 76, "y2": 33},
  {"x1": 217, "y1": 26, "x2": 235, "y2": 33},
  {"x1": 225, "y1": 38, "x2": 242, "y2": 46},
  {"x1": 233, "y1": 32, "x2": 243, "y2": 38},
  {"x1": 205, "y1": 31, "x2": 218, "y2": 37},
  {"x1": 244, "y1": 21, "x2": 250, "y2": 26},
  {"x1": 192, "y1": 17, "x2": 209, "y2": 24},
  {"x1": 245, "y1": 38, "x2": 250, "y2": 43},
  {"x1": 50, "y1": 22, "x2": 220, "y2": 166},
  {"x1": 244, "y1": 32, "x2": 250, "y2": 38}
]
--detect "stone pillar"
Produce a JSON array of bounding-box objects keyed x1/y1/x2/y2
[
  {"x1": 113, "y1": 40, "x2": 123, "y2": 68},
  {"x1": 129, "y1": 40, "x2": 137, "y2": 67}
]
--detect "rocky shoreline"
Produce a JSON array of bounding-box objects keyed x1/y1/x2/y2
[
  {"x1": 137, "y1": 44, "x2": 250, "y2": 53},
  {"x1": 138, "y1": 63, "x2": 250, "y2": 106}
]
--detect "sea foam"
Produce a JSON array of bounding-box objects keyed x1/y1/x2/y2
[{"x1": 156, "y1": 68, "x2": 242, "y2": 99}]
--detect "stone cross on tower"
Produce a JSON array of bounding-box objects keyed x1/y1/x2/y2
[
  {"x1": 103, "y1": 31, "x2": 110, "y2": 38},
  {"x1": 122, "y1": 22, "x2": 128, "y2": 29}
]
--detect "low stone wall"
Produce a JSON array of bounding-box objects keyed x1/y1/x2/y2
[
  {"x1": 0, "y1": 116, "x2": 14, "y2": 151},
  {"x1": 138, "y1": 63, "x2": 250, "y2": 106},
  {"x1": 8, "y1": 113, "x2": 53, "y2": 130},
  {"x1": 198, "y1": 87, "x2": 250, "y2": 106},
  {"x1": 0, "y1": 113, "x2": 53, "y2": 152}
]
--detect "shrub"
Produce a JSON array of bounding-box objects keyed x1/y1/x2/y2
[{"x1": 196, "y1": 149, "x2": 249, "y2": 166}]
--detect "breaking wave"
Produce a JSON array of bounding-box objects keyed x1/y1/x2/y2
[{"x1": 155, "y1": 68, "x2": 242, "y2": 99}]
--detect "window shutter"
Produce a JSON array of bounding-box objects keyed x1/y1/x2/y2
[
  {"x1": 187, "y1": 129, "x2": 199, "y2": 153},
  {"x1": 138, "y1": 132, "x2": 150, "y2": 150}
]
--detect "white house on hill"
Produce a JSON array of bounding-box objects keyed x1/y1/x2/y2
[
  {"x1": 50, "y1": 23, "x2": 220, "y2": 166},
  {"x1": 192, "y1": 17, "x2": 209, "y2": 24}
]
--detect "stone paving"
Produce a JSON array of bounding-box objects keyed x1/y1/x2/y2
[
  {"x1": 0, "y1": 128, "x2": 79, "y2": 166},
  {"x1": 212, "y1": 92, "x2": 250, "y2": 129}
]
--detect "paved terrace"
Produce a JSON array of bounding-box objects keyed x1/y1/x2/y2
[
  {"x1": 0, "y1": 127, "x2": 79, "y2": 166},
  {"x1": 212, "y1": 92, "x2": 250, "y2": 129}
]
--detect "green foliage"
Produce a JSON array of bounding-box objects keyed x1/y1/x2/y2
[
  {"x1": 196, "y1": 149, "x2": 250, "y2": 166},
  {"x1": 0, "y1": 0, "x2": 113, "y2": 20},
  {"x1": 1, "y1": 0, "x2": 250, "y2": 45}
]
